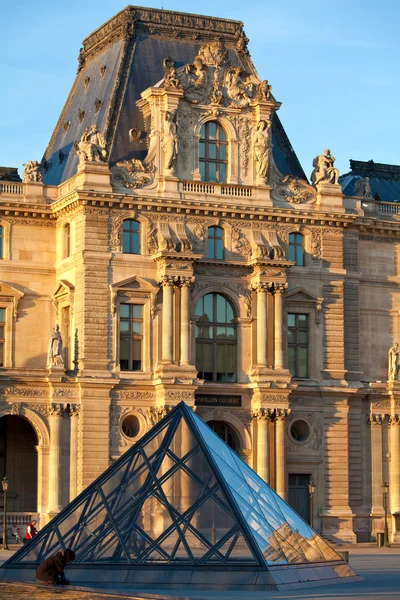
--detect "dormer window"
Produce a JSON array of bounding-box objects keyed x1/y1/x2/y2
[{"x1": 199, "y1": 122, "x2": 227, "y2": 183}]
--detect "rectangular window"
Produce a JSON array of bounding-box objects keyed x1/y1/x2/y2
[
  {"x1": 287, "y1": 313, "x2": 309, "y2": 378},
  {"x1": 120, "y1": 304, "x2": 143, "y2": 371},
  {"x1": 62, "y1": 306, "x2": 70, "y2": 369},
  {"x1": 0, "y1": 308, "x2": 4, "y2": 367}
]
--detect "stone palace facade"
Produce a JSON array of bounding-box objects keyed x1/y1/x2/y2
[{"x1": 1, "y1": 6, "x2": 400, "y2": 544}]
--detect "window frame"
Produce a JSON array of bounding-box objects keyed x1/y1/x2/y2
[
  {"x1": 199, "y1": 121, "x2": 228, "y2": 184},
  {"x1": 287, "y1": 312, "x2": 309, "y2": 379},
  {"x1": 195, "y1": 293, "x2": 237, "y2": 383},
  {"x1": 119, "y1": 303, "x2": 144, "y2": 372},
  {"x1": 63, "y1": 223, "x2": 71, "y2": 259},
  {"x1": 208, "y1": 420, "x2": 240, "y2": 453},
  {"x1": 207, "y1": 226, "x2": 224, "y2": 260},
  {"x1": 288, "y1": 232, "x2": 305, "y2": 266},
  {"x1": 122, "y1": 219, "x2": 141, "y2": 255}
]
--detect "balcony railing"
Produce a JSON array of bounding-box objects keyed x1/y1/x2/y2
[
  {"x1": 0, "y1": 182, "x2": 24, "y2": 195},
  {"x1": 377, "y1": 202, "x2": 400, "y2": 214},
  {"x1": 182, "y1": 181, "x2": 252, "y2": 198}
]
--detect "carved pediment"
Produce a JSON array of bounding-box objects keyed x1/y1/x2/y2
[
  {"x1": 52, "y1": 280, "x2": 75, "y2": 301},
  {"x1": 110, "y1": 276, "x2": 158, "y2": 316},
  {"x1": 285, "y1": 287, "x2": 323, "y2": 324},
  {"x1": 0, "y1": 281, "x2": 25, "y2": 319},
  {"x1": 161, "y1": 40, "x2": 278, "y2": 109}
]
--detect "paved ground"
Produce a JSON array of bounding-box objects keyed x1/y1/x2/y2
[{"x1": 1, "y1": 544, "x2": 400, "y2": 599}]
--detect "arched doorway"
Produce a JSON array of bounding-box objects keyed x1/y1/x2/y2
[
  {"x1": 0, "y1": 415, "x2": 38, "y2": 512},
  {"x1": 208, "y1": 420, "x2": 240, "y2": 453}
]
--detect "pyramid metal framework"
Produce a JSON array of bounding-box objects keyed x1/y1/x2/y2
[{"x1": 4, "y1": 402, "x2": 344, "y2": 571}]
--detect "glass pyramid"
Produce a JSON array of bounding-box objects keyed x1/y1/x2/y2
[{"x1": 5, "y1": 402, "x2": 341, "y2": 569}]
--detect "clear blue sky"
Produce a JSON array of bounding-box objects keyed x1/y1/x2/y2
[{"x1": 1, "y1": 0, "x2": 399, "y2": 180}]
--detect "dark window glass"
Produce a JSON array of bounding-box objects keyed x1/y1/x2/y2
[
  {"x1": 207, "y1": 226, "x2": 224, "y2": 260},
  {"x1": 289, "y1": 233, "x2": 305, "y2": 266},
  {"x1": 62, "y1": 306, "x2": 70, "y2": 369},
  {"x1": 122, "y1": 220, "x2": 140, "y2": 254},
  {"x1": 195, "y1": 293, "x2": 237, "y2": 382},
  {"x1": 208, "y1": 421, "x2": 239, "y2": 452},
  {"x1": 287, "y1": 313, "x2": 309, "y2": 378},
  {"x1": 120, "y1": 304, "x2": 143, "y2": 371},
  {"x1": 0, "y1": 308, "x2": 5, "y2": 367},
  {"x1": 199, "y1": 122, "x2": 228, "y2": 183},
  {"x1": 63, "y1": 224, "x2": 71, "y2": 259}
]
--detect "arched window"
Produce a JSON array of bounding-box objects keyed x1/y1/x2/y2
[
  {"x1": 195, "y1": 293, "x2": 236, "y2": 382},
  {"x1": 208, "y1": 421, "x2": 240, "y2": 453},
  {"x1": 123, "y1": 219, "x2": 140, "y2": 254},
  {"x1": 199, "y1": 122, "x2": 227, "y2": 183},
  {"x1": 63, "y1": 223, "x2": 71, "y2": 259},
  {"x1": 289, "y1": 233, "x2": 305, "y2": 266},
  {"x1": 207, "y1": 226, "x2": 224, "y2": 260}
]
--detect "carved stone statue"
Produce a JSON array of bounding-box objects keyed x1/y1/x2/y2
[
  {"x1": 311, "y1": 149, "x2": 340, "y2": 186},
  {"x1": 76, "y1": 124, "x2": 107, "y2": 165},
  {"x1": 253, "y1": 120, "x2": 271, "y2": 179},
  {"x1": 22, "y1": 160, "x2": 43, "y2": 183},
  {"x1": 183, "y1": 57, "x2": 208, "y2": 104},
  {"x1": 354, "y1": 176, "x2": 373, "y2": 199},
  {"x1": 388, "y1": 343, "x2": 400, "y2": 380},
  {"x1": 163, "y1": 56, "x2": 182, "y2": 90},
  {"x1": 163, "y1": 111, "x2": 178, "y2": 171},
  {"x1": 47, "y1": 324, "x2": 64, "y2": 368},
  {"x1": 226, "y1": 67, "x2": 254, "y2": 107}
]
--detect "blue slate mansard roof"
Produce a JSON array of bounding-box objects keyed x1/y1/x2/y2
[
  {"x1": 340, "y1": 159, "x2": 400, "y2": 203},
  {"x1": 41, "y1": 6, "x2": 306, "y2": 186}
]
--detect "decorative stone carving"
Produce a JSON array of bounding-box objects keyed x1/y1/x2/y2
[
  {"x1": 113, "y1": 159, "x2": 155, "y2": 189},
  {"x1": 311, "y1": 149, "x2": 340, "y2": 186},
  {"x1": 22, "y1": 160, "x2": 42, "y2": 183},
  {"x1": 163, "y1": 39, "x2": 276, "y2": 109},
  {"x1": 265, "y1": 230, "x2": 285, "y2": 259},
  {"x1": 274, "y1": 176, "x2": 316, "y2": 204},
  {"x1": 10, "y1": 403, "x2": 21, "y2": 416},
  {"x1": 48, "y1": 403, "x2": 64, "y2": 416},
  {"x1": 163, "y1": 111, "x2": 178, "y2": 172},
  {"x1": 368, "y1": 413, "x2": 384, "y2": 426},
  {"x1": 75, "y1": 124, "x2": 107, "y2": 165},
  {"x1": 163, "y1": 56, "x2": 182, "y2": 90},
  {"x1": 253, "y1": 120, "x2": 271, "y2": 180},
  {"x1": 176, "y1": 223, "x2": 192, "y2": 252},
  {"x1": 128, "y1": 127, "x2": 144, "y2": 143},
  {"x1": 388, "y1": 343, "x2": 399, "y2": 381},
  {"x1": 148, "y1": 221, "x2": 158, "y2": 254},
  {"x1": 232, "y1": 227, "x2": 251, "y2": 257},
  {"x1": 371, "y1": 399, "x2": 390, "y2": 409},
  {"x1": 69, "y1": 404, "x2": 81, "y2": 416},
  {"x1": 238, "y1": 287, "x2": 252, "y2": 318},
  {"x1": 26, "y1": 403, "x2": 51, "y2": 416},
  {"x1": 311, "y1": 229, "x2": 322, "y2": 260},
  {"x1": 53, "y1": 388, "x2": 79, "y2": 398},
  {"x1": 47, "y1": 324, "x2": 64, "y2": 368},
  {"x1": 251, "y1": 230, "x2": 269, "y2": 259},
  {"x1": 286, "y1": 411, "x2": 322, "y2": 451},
  {"x1": 354, "y1": 176, "x2": 373, "y2": 199},
  {"x1": 110, "y1": 390, "x2": 154, "y2": 401},
  {"x1": 158, "y1": 222, "x2": 176, "y2": 251},
  {"x1": 251, "y1": 407, "x2": 274, "y2": 421},
  {"x1": 177, "y1": 111, "x2": 192, "y2": 170},
  {"x1": 275, "y1": 408, "x2": 291, "y2": 421},
  {"x1": 239, "y1": 118, "x2": 251, "y2": 177},
  {"x1": 389, "y1": 415, "x2": 400, "y2": 427},
  {"x1": 3, "y1": 388, "x2": 48, "y2": 398}
]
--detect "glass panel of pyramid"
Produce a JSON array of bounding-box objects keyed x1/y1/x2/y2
[{"x1": 4, "y1": 402, "x2": 342, "y2": 570}]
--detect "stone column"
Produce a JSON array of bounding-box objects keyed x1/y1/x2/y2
[
  {"x1": 69, "y1": 404, "x2": 80, "y2": 502},
  {"x1": 389, "y1": 415, "x2": 400, "y2": 514},
  {"x1": 161, "y1": 277, "x2": 175, "y2": 363},
  {"x1": 369, "y1": 414, "x2": 384, "y2": 515},
  {"x1": 180, "y1": 278, "x2": 194, "y2": 365},
  {"x1": 274, "y1": 284, "x2": 286, "y2": 370},
  {"x1": 252, "y1": 408, "x2": 272, "y2": 483},
  {"x1": 47, "y1": 403, "x2": 64, "y2": 515},
  {"x1": 275, "y1": 408, "x2": 290, "y2": 500},
  {"x1": 255, "y1": 285, "x2": 268, "y2": 366}
]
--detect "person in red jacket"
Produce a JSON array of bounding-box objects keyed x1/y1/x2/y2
[
  {"x1": 24, "y1": 520, "x2": 37, "y2": 544},
  {"x1": 36, "y1": 549, "x2": 76, "y2": 585}
]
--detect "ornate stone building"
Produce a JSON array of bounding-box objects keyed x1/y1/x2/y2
[{"x1": 0, "y1": 7, "x2": 399, "y2": 544}]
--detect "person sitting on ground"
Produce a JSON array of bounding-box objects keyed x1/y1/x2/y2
[
  {"x1": 36, "y1": 549, "x2": 76, "y2": 585},
  {"x1": 24, "y1": 520, "x2": 38, "y2": 544}
]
